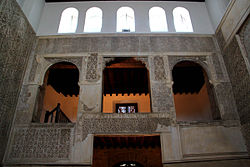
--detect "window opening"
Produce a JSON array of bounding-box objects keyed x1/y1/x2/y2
[
  {"x1": 116, "y1": 103, "x2": 138, "y2": 113},
  {"x1": 84, "y1": 7, "x2": 103, "y2": 32},
  {"x1": 117, "y1": 7, "x2": 135, "y2": 32},
  {"x1": 173, "y1": 7, "x2": 193, "y2": 32},
  {"x1": 32, "y1": 62, "x2": 79, "y2": 123},
  {"x1": 58, "y1": 7, "x2": 79, "y2": 33},
  {"x1": 102, "y1": 58, "x2": 151, "y2": 113},
  {"x1": 149, "y1": 7, "x2": 168, "y2": 32},
  {"x1": 172, "y1": 61, "x2": 220, "y2": 121}
]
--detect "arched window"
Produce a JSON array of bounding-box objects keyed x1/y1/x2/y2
[
  {"x1": 58, "y1": 7, "x2": 79, "y2": 33},
  {"x1": 173, "y1": 7, "x2": 193, "y2": 32},
  {"x1": 117, "y1": 7, "x2": 135, "y2": 32},
  {"x1": 32, "y1": 62, "x2": 80, "y2": 123},
  {"x1": 172, "y1": 61, "x2": 220, "y2": 121},
  {"x1": 149, "y1": 7, "x2": 168, "y2": 32},
  {"x1": 84, "y1": 7, "x2": 103, "y2": 32}
]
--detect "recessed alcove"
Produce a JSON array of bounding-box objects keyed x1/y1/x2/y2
[
  {"x1": 102, "y1": 58, "x2": 151, "y2": 113},
  {"x1": 33, "y1": 62, "x2": 79, "y2": 123},
  {"x1": 172, "y1": 61, "x2": 220, "y2": 121}
]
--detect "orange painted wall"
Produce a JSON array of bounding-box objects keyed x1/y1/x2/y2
[
  {"x1": 40, "y1": 85, "x2": 79, "y2": 123},
  {"x1": 174, "y1": 84, "x2": 212, "y2": 121},
  {"x1": 103, "y1": 93, "x2": 151, "y2": 113}
]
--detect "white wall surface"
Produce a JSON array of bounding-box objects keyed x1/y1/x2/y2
[
  {"x1": 16, "y1": 0, "x2": 45, "y2": 32},
  {"x1": 205, "y1": 0, "x2": 231, "y2": 30},
  {"x1": 37, "y1": 1, "x2": 214, "y2": 36}
]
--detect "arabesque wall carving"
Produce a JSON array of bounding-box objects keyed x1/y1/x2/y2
[{"x1": 7, "y1": 125, "x2": 73, "y2": 161}]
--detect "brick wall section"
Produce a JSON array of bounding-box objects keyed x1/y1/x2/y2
[
  {"x1": 0, "y1": 0, "x2": 36, "y2": 162},
  {"x1": 217, "y1": 18, "x2": 250, "y2": 153}
]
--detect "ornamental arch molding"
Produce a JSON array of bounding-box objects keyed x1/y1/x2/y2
[{"x1": 168, "y1": 56, "x2": 213, "y2": 83}]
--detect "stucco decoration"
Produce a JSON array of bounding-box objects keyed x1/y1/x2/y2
[
  {"x1": 135, "y1": 57, "x2": 149, "y2": 70},
  {"x1": 80, "y1": 117, "x2": 171, "y2": 138},
  {"x1": 7, "y1": 125, "x2": 73, "y2": 161},
  {"x1": 153, "y1": 56, "x2": 167, "y2": 81},
  {"x1": 0, "y1": 0, "x2": 36, "y2": 161},
  {"x1": 168, "y1": 56, "x2": 207, "y2": 71},
  {"x1": 45, "y1": 57, "x2": 82, "y2": 72},
  {"x1": 151, "y1": 83, "x2": 174, "y2": 113},
  {"x1": 86, "y1": 54, "x2": 99, "y2": 81},
  {"x1": 219, "y1": 27, "x2": 250, "y2": 152},
  {"x1": 35, "y1": 36, "x2": 216, "y2": 55}
]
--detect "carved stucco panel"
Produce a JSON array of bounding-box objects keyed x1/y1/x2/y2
[
  {"x1": 79, "y1": 117, "x2": 171, "y2": 139},
  {"x1": 7, "y1": 125, "x2": 74, "y2": 161},
  {"x1": 45, "y1": 57, "x2": 83, "y2": 71},
  {"x1": 85, "y1": 54, "x2": 99, "y2": 82},
  {"x1": 152, "y1": 56, "x2": 167, "y2": 81},
  {"x1": 151, "y1": 82, "x2": 174, "y2": 113},
  {"x1": 168, "y1": 56, "x2": 207, "y2": 71}
]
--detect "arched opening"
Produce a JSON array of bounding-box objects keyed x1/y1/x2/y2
[
  {"x1": 172, "y1": 61, "x2": 220, "y2": 121},
  {"x1": 149, "y1": 7, "x2": 168, "y2": 32},
  {"x1": 117, "y1": 7, "x2": 135, "y2": 32},
  {"x1": 58, "y1": 7, "x2": 79, "y2": 33},
  {"x1": 84, "y1": 7, "x2": 103, "y2": 32},
  {"x1": 173, "y1": 7, "x2": 193, "y2": 32},
  {"x1": 33, "y1": 62, "x2": 79, "y2": 123},
  {"x1": 102, "y1": 58, "x2": 151, "y2": 113}
]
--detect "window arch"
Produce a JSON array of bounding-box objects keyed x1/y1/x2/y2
[
  {"x1": 149, "y1": 7, "x2": 168, "y2": 32},
  {"x1": 117, "y1": 7, "x2": 135, "y2": 32},
  {"x1": 84, "y1": 7, "x2": 103, "y2": 32},
  {"x1": 58, "y1": 7, "x2": 79, "y2": 33},
  {"x1": 173, "y1": 7, "x2": 193, "y2": 32}
]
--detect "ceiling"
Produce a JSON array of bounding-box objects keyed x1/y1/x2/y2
[{"x1": 45, "y1": 0, "x2": 205, "y2": 2}]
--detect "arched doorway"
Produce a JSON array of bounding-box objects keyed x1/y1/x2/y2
[
  {"x1": 172, "y1": 61, "x2": 220, "y2": 121},
  {"x1": 32, "y1": 62, "x2": 79, "y2": 123}
]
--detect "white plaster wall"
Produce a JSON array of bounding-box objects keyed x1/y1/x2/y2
[
  {"x1": 205, "y1": 0, "x2": 231, "y2": 30},
  {"x1": 16, "y1": 0, "x2": 45, "y2": 32},
  {"x1": 37, "y1": 1, "x2": 214, "y2": 36}
]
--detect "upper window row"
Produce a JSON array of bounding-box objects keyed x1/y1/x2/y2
[{"x1": 58, "y1": 6, "x2": 193, "y2": 33}]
